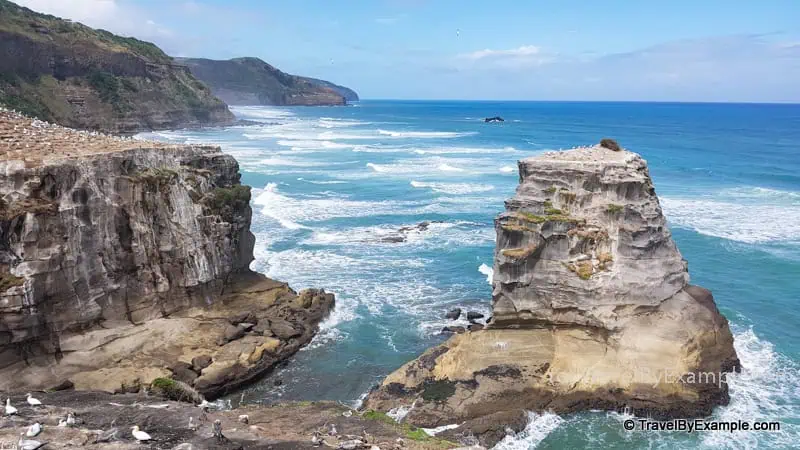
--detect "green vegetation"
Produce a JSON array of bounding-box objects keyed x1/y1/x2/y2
[
  {"x1": 568, "y1": 261, "x2": 594, "y2": 280},
  {"x1": 361, "y1": 409, "x2": 455, "y2": 446},
  {"x1": 150, "y1": 377, "x2": 203, "y2": 403},
  {"x1": 421, "y1": 379, "x2": 457, "y2": 402},
  {"x1": 514, "y1": 211, "x2": 546, "y2": 224},
  {"x1": 131, "y1": 168, "x2": 179, "y2": 191},
  {"x1": 88, "y1": 71, "x2": 121, "y2": 103},
  {"x1": 600, "y1": 138, "x2": 622, "y2": 152},
  {"x1": 606, "y1": 204, "x2": 624, "y2": 214},
  {"x1": 544, "y1": 186, "x2": 557, "y2": 194},
  {"x1": 0, "y1": 272, "x2": 24, "y2": 291},
  {"x1": 545, "y1": 207, "x2": 564, "y2": 215},
  {"x1": 203, "y1": 185, "x2": 252, "y2": 222},
  {"x1": 501, "y1": 246, "x2": 537, "y2": 259}
]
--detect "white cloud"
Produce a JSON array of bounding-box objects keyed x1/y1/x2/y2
[{"x1": 460, "y1": 45, "x2": 542, "y2": 61}]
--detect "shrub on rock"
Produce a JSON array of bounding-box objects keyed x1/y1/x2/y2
[{"x1": 599, "y1": 138, "x2": 621, "y2": 151}]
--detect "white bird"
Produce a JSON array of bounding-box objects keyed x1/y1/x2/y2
[
  {"x1": 197, "y1": 399, "x2": 212, "y2": 410},
  {"x1": 26, "y1": 393, "x2": 42, "y2": 407},
  {"x1": 17, "y1": 434, "x2": 46, "y2": 450},
  {"x1": 66, "y1": 413, "x2": 76, "y2": 426},
  {"x1": 58, "y1": 418, "x2": 67, "y2": 427},
  {"x1": 26, "y1": 423, "x2": 42, "y2": 437},
  {"x1": 5, "y1": 398, "x2": 17, "y2": 415},
  {"x1": 131, "y1": 426, "x2": 152, "y2": 442}
]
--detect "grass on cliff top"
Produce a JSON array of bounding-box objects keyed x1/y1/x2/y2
[
  {"x1": 0, "y1": 0, "x2": 169, "y2": 62},
  {"x1": 361, "y1": 410, "x2": 455, "y2": 446}
]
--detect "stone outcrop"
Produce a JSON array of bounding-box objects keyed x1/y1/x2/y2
[
  {"x1": 0, "y1": 0, "x2": 235, "y2": 133},
  {"x1": 365, "y1": 146, "x2": 739, "y2": 445},
  {"x1": 0, "y1": 110, "x2": 333, "y2": 396},
  {"x1": 0, "y1": 391, "x2": 453, "y2": 449},
  {"x1": 178, "y1": 57, "x2": 357, "y2": 106}
]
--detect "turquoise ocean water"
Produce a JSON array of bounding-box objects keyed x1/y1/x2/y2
[{"x1": 140, "y1": 100, "x2": 800, "y2": 449}]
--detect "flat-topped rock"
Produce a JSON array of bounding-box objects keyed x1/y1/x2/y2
[{"x1": 494, "y1": 145, "x2": 688, "y2": 329}]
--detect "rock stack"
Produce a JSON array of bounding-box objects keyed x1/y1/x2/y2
[{"x1": 365, "y1": 145, "x2": 739, "y2": 446}]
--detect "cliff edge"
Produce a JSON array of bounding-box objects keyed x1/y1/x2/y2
[
  {"x1": 0, "y1": 0, "x2": 235, "y2": 133},
  {"x1": 365, "y1": 145, "x2": 740, "y2": 447},
  {"x1": 0, "y1": 109, "x2": 333, "y2": 397},
  {"x1": 178, "y1": 57, "x2": 357, "y2": 106}
]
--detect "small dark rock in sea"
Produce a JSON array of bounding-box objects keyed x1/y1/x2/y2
[
  {"x1": 484, "y1": 116, "x2": 505, "y2": 123},
  {"x1": 445, "y1": 308, "x2": 462, "y2": 320},
  {"x1": 467, "y1": 311, "x2": 485, "y2": 321},
  {"x1": 274, "y1": 379, "x2": 283, "y2": 386},
  {"x1": 441, "y1": 326, "x2": 466, "y2": 334}
]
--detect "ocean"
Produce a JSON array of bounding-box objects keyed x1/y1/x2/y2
[{"x1": 139, "y1": 100, "x2": 800, "y2": 449}]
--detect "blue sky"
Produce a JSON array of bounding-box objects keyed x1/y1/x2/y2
[{"x1": 15, "y1": 0, "x2": 800, "y2": 102}]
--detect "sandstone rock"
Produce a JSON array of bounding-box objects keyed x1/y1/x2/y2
[
  {"x1": 445, "y1": 308, "x2": 462, "y2": 320},
  {"x1": 366, "y1": 146, "x2": 739, "y2": 429},
  {"x1": 191, "y1": 355, "x2": 213, "y2": 372},
  {"x1": 171, "y1": 362, "x2": 199, "y2": 385},
  {"x1": 229, "y1": 312, "x2": 256, "y2": 326},
  {"x1": 223, "y1": 325, "x2": 247, "y2": 343},
  {"x1": 252, "y1": 319, "x2": 273, "y2": 336},
  {"x1": 270, "y1": 319, "x2": 301, "y2": 340}
]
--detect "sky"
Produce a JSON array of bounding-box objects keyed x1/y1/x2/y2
[{"x1": 13, "y1": 0, "x2": 800, "y2": 102}]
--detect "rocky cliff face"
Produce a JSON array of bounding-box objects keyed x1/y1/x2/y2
[
  {"x1": 0, "y1": 110, "x2": 333, "y2": 395},
  {"x1": 365, "y1": 146, "x2": 739, "y2": 447},
  {"x1": 178, "y1": 57, "x2": 356, "y2": 106},
  {"x1": 0, "y1": 0, "x2": 235, "y2": 133}
]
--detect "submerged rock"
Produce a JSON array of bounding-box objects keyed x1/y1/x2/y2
[
  {"x1": 366, "y1": 146, "x2": 739, "y2": 436},
  {"x1": 445, "y1": 308, "x2": 462, "y2": 320}
]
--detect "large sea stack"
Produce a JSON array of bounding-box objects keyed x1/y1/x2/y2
[{"x1": 365, "y1": 145, "x2": 740, "y2": 446}]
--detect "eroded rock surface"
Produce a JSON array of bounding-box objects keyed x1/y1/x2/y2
[
  {"x1": 0, "y1": 117, "x2": 334, "y2": 396},
  {"x1": 365, "y1": 146, "x2": 739, "y2": 443}
]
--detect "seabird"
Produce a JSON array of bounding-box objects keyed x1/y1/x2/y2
[
  {"x1": 17, "y1": 434, "x2": 46, "y2": 450},
  {"x1": 198, "y1": 399, "x2": 212, "y2": 410},
  {"x1": 58, "y1": 417, "x2": 67, "y2": 427},
  {"x1": 5, "y1": 398, "x2": 18, "y2": 415},
  {"x1": 66, "y1": 413, "x2": 76, "y2": 426},
  {"x1": 131, "y1": 426, "x2": 152, "y2": 442},
  {"x1": 188, "y1": 417, "x2": 197, "y2": 431},
  {"x1": 26, "y1": 423, "x2": 42, "y2": 437},
  {"x1": 212, "y1": 420, "x2": 225, "y2": 441},
  {"x1": 26, "y1": 393, "x2": 42, "y2": 407}
]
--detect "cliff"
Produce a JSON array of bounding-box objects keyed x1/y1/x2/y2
[
  {"x1": 365, "y1": 145, "x2": 740, "y2": 447},
  {"x1": 299, "y1": 76, "x2": 360, "y2": 102},
  {"x1": 178, "y1": 57, "x2": 357, "y2": 106},
  {"x1": 0, "y1": 0, "x2": 235, "y2": 133},
  {"x1": 0, "y1": 109, "x2": 333, "y2": 397}
]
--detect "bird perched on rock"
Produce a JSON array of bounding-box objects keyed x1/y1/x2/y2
[
  {"x1": 17, "y1": 434, "x2": 46, "y2": 450},
  {"x1": 238, "y1": 414, "x2": 249, "y2": 424},
  {"x1": 188, "y1": 416, "x2": 197, "y2": 431},
  {"x1": 26, "y1": 423, "x2": 42, "y2": 437},
  {"x1": 95, "y1": 428, "x2": 119, "y2": 443},
  {"x1": 66, "y1": 413, "x2": 76, "y2": 426},
  {"x1": 131, "y1": 426, "x2": 152, "y2": 442},
  {"x1": 5, "y1": 398, "x2": 18, "y2": 415},
  {"x1": 212, "y1": 420, "x2": 225, "y2": 442},
  {"x1": 26, "y1": 394, "x2": 42, "y2": 407}
]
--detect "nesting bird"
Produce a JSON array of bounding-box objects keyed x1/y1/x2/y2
[
  {"x1": 26, "y1": 393, "x2": 42, "y2": 406},
  {"x1": 5, "y1": 398, "x2": 18, "y2": 415},
  {"x1": 131, "y1": 426, "x2": 152, "y2": 442},
  {"x1": 26, "y1": 423, "x2": 42, "y2": 437},
  {"x1": 66, "y1": 413, "x2": 76, "y2": 426},
  {"x1": 17, "y1": 434, "x2": 46, "y2": 450}
]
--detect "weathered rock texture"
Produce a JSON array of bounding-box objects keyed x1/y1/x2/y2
[
  {"x1": 0, "y1": 392, "x2": 453, "y2": 449},
  {"x1": 178, "y1": 57, "x2": 357, "y2": 106},
  {"x1": 0, "y1": 0, "x2": 235, "y2": 133},
  {"x1": 0, "y1": 111, "x2": 333, "y2": 396},
  {"x1": 365, "y1": 146, "x2": 739, "y2": 444}
]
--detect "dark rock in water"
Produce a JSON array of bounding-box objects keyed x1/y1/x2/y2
[
  {"x1": 484, "y1": 116, "x2": 505, "y2": 123},
  {"x1": 468, "y1": 323, "x2": 484, "y2": 332},
  {"x1": 270, "y1": 319, "x2": 301, "y2": 339},
  {"x1": 192, "y1": 355, "x2": 213, "y2": 372},
  {"x1": 445, "y1": 308, "x2": 462, "y2": 320},
  {"x1": 274, "y1": 379, "x2": 283, "y2": 386},
  {"x1": 380, "y1": 236, "x2": 406, "y2": 243},
  {"x1": 380, "y1": 221, "x2": 445, "y2": 244},
  {"x1": 467, "y1": 311, "x2": 485, "y2": 321},
  {"x1": 441, "y1": 326, "x2": 466, "y2": 334},
  {"x1": 438, "y1": 409, "x2": 528, "y2": 448}
]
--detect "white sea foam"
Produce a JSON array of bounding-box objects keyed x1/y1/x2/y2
[
  {"x1": 700, "y1": 327, "x2": 800, "y2": 449},
  {"x1": 253, "y1": 183, "x2": 418, "y2": 227},
  {"x1": 478, "y1": 263, "x2": 494, "y2": 284},
  {"x1": 410, "y1": 180, "x2": 494, "y2": 195},
  {"x1": 661, "y1": 195, "x2": 800, "y2": 244},
  {"x1": 377, "y1": 129, "x2": 476, "y2": 138},
  {"x1": 304, "y1": 221, "x2": 494, "y2": 249},
  {"x1": 494, "y1": 411, "x2": 565, "y2": 450},
  {"x1": 296, "y1": 177, "x2": 348, "y2": 185},
  {"x1": 500, "y1": 165, "x2": 517, "y2": 173},
  {"x1": 437, "y1": 163, "x2": 465, "y2": 172},
  {"x1": 230, "y1": 105, "x2": 295, "y2": 121},
  {"x1": 422, "y1": 423, "x2": 462, "y2": 436},
  {"x1": 412, "y1": 146, "x2": 519, "y2": 155}
]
